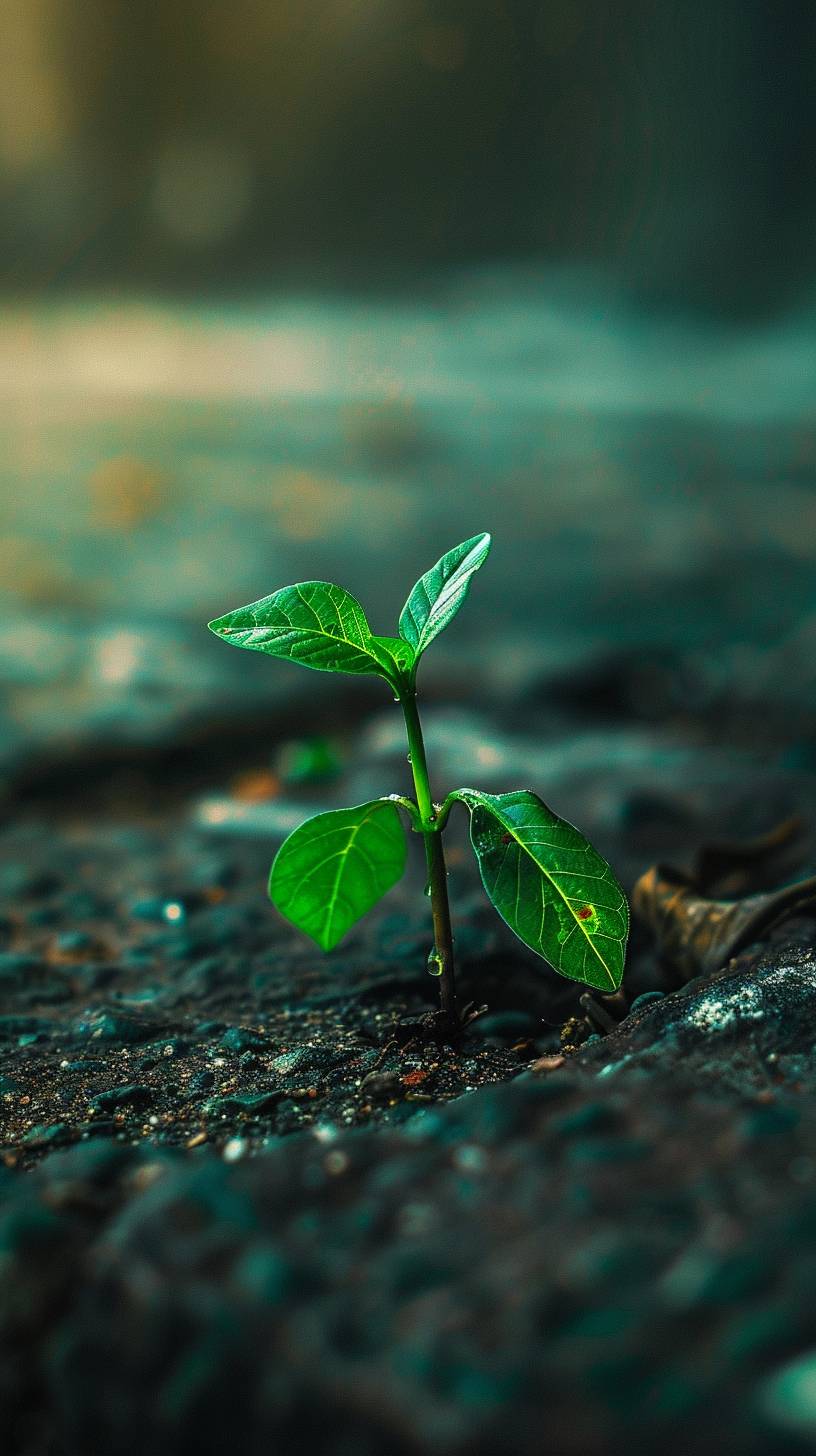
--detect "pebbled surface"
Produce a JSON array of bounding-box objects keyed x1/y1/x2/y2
[
  {"x1": 3, "y1": 781, "x2": 816, "y2": 1454},
  {"x1": 3, "y1": 321, "x2": 816, "y2": 1456},
  {"x1": 578, "y1": 934, "x2": 816, "y2": 1092},
  {"x1": 4, "y1": 1041, "x2": 816, "y2": 1456}
]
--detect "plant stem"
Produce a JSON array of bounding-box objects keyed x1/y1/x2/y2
[{"x1": 399, "y1": 689, "x2": 458, "y2": 1021}]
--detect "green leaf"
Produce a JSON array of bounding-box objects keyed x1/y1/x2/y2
[
  {"x1": 209, "y1": 581, "x2": 399, "y2": 681},
  {"x1": 399, "y1": 533, "x2": 491, "y2": 659},
  {"x1": 454, "y1": 788, "x2": 629, "y2": 991},
  {"x1": 371, "y1": 635, "x2": 415, "y2": 677},
  {"x1": 268, "y1": 799, "x2": 407, "y2": 951}
]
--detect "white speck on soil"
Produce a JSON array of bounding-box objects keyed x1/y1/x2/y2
[{"x1": 686, "y1": 984, "x2": 765, "y2": 1034}]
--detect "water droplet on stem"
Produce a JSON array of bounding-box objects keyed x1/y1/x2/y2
[{"x1": 426, "y1": 948, "x2": 445, "y2": 977}]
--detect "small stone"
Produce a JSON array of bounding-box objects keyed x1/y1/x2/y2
[
  {"x1": 188, "y1": 1069, "x2": 216, "y2": 1095},
  {"x1": 628, "y1": 991, "x2": 666, "y2": 1013},
  {"x1": 22, "y1": 1122, "x2": 73, "y2": 1148},
  {"x1": 223, "y1": 1137, "x2": 248, "y2": 1162},
  {"x1": 360, "y1": 1071, "x2": 401, "y2": 1099},
  {"x1": 271, "y1": 1048, "x2": 313, "y2": 1077},
  {"x1": 529, "y1": 1055, "x2": 566, "y2": 1073},
  {"x1": 89, "y1": 1084, "x2": 154, "y2": 1115},
  {"x1": 204, "y1": 1089, "x2": 285, "y2": 1118},
  {"x1": 221, "y1": 1026, "x2": 268, "y2": 1054},
  {"x1": 72, "y1": 1008, "x2": 159, "y2": 1046}
]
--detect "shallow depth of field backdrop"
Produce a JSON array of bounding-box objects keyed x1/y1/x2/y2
[
  {"x1": 1, "y1": 0, "x2": 815, "y2": 800},
  {"x1": 4, "y1": 11, "x2": 816, "y2": 1456}
]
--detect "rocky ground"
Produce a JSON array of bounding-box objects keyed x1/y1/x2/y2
[
  {"x1": 3, "y1": 674, "x2": 816, "y2": 1456},
  {"x1": 3, "y1": 279, "x2": 816, "y2": 1453}
]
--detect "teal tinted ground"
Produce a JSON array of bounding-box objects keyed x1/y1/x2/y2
[{"x1": 2, "y1": 269, "x2": 814, "y2": 664}]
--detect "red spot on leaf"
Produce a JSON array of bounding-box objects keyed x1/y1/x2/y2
[
  {"x1": 577, "y1": 905, "x2": 594, "y2": 920},
  {"x1": 501, "y1": 833, "x2": 513, "y2": 844}
]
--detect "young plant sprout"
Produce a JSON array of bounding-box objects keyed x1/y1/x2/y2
[{"x1": 209, "y1": 533, "x2": 629, "y2": 1030}]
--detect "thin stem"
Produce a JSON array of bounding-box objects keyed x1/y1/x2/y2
[{"x1": 399, "y1": 689, "x2": 458, "y2": 1021}]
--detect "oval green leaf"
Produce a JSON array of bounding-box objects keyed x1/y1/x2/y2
[
  {"x1": 209, "y1": 581, "x2": 401, "y2": 681},
  {"x1": 454, "y1": 788, "x2": 629, "y2": 990},
  {"x1": 399, "y1": 532, "x2": 491, "y2": 660},
  {"x1": 268, "y1": 799, "x2": 407, "y2": 951}
]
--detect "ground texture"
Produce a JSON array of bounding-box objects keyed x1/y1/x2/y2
[{"x1": 4, "y1": 281, "x2": 816, "y2": 1453}]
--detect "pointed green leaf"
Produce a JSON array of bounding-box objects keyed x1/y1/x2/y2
[
  {"x1": 399, "y1": 533, "x2": 491, "y2": 659},
  {"x1": 454, "y1": 788, "x2": 629, "y2": 991},
  {"x1": 209, "y1": 581, "x2": 399, "y2": 681},
  {"x1": 268, "y1": 799, "x2": 407, "y2": 951}
]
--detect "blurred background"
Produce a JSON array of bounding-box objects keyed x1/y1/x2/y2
[{"x1": 1, "y1": 0, "x2": 815, "y2": 833}]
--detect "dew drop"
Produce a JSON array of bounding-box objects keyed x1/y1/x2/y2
[
  {"x1": 426, "y1": 948, "x2": 444, "y2": 977},
  {"x1": 423, "y1": 881, "x2": 432, "y2": 897}
]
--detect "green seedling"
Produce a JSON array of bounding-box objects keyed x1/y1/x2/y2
[{"x1": 209, "y1": 533, "x2": 628, "y2": 1029}]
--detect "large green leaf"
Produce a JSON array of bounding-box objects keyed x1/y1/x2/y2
[
  {"x1": 399, "y1": 533, "x2": 491, "y2": 660},
  {"x1": 268, "y1": 799, "x2": 407, "y2": 951},
  {"x1": 209, "y1": 581, "x2": 405, "y2": 682},
  {"x1": 454, "y1": 788, "x2": 628, "y2": 990}
]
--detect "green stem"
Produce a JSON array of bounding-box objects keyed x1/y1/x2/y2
[
  {"x1": 382, "y1": 793, "x2": 422, "y2": 833},
  {"x1": 399, "y1": 689, "x2": 458, "y2": 1021}
]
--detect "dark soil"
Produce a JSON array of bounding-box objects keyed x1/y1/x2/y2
[
  {"x1": 3, "y1": 707, "x2": 816, "y2": 1456},
  {"x1": 4, "y1": 269, "x2": 816, "y2": 1455},
  {"x1": 3, "y1": 558, "x2": 816, "y2": 1456},
  {"x1": 0, "y1": 819, "x2": 547, "y2": 1171}
]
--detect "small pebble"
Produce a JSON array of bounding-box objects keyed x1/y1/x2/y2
[
  {"x1": 529, "y1": 1055, "x2": 566, "y2": 1073},
  {"x1": 223, "y1": 1137, "x2": 247, "y2": 1163}
]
